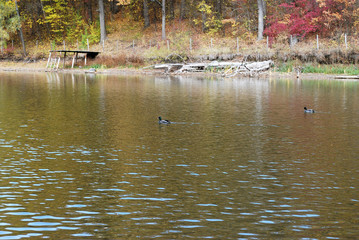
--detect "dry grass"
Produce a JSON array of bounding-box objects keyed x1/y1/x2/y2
[
  {"x1": 87, "y1": 53, "x2": 144, "y2": 68},
  {"x1": 2, "y1": 19, "x2": 359, "y2": 69}
]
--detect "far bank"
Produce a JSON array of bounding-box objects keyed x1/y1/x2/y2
[{"x1": 0, "y1": 59, "x2": 348, "y2": 81}]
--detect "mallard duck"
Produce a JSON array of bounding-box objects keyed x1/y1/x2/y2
[
  {"x1": 158, "y1": 116, "x2": 171, "y2": 124},
  {"x1": 304, "y1": 107, "x2": 315, "y2": 113}
]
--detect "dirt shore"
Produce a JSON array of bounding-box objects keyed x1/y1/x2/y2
[{"x1": 0, "y1": 60, "x2": 345, "y2": 80}]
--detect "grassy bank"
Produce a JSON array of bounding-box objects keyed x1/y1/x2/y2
[{"x1": 275, "y1": 61, "x2": 359, "y2": 75}]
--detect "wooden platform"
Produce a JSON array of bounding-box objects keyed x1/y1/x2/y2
[{"x1": 46, "y1": 50, "x2": 100, "y2": 70}]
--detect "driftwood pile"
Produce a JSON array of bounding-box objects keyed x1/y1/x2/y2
[{"x1": 154, "y1": 60, "x2": 274, "y2": 77}]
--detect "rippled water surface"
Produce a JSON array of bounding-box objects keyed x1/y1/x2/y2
[{"x1": 0, "y1": 72, "x2": 359, "y2": 239}]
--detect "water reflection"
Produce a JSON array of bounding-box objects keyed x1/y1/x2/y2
[{"x1": 0, "y1": 72, "x2": 358, "y2": 239}]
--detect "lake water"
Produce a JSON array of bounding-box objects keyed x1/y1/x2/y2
[{"x1": 0, "y1": 72, "x2": 358, "y2": 239}]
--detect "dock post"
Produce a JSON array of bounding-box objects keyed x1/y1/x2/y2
[
  {"x1": 71, "y1": 53, "x2": 76, "y2": 68},
  {"x1": 46, "y1": 52, "x2": 52, "y2": 68},
  {"x1": 56, "y1": 57, "x2": 60, "y2": 69},
  {"x1": 63, "y1": 52, "x2": 67, "y2": 68},
  {"x1": 236, "y1": 37, "x2": 239, "y2": 53}
]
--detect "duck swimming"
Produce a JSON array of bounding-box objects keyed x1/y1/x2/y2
[
  {"x1": 304, "y1": 107, "x2": 315, "y2": 113},
  {"x1": 158, "y1": 116, "x2": 171, "y2": 124}
]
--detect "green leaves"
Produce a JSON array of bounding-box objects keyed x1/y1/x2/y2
[
  {"x1": 41, "y1": 0, "x2": 88, "y2": 43},
  {"x1": 0, "y1": 0, "x2": 21, "y2": 43},
  {"x1": 194, "y1": 0, "x2": 223, "y2": 35}
]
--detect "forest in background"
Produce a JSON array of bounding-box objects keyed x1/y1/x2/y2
[{"x1": 1, "y1": 0, "x2": 359, "y2": 70}]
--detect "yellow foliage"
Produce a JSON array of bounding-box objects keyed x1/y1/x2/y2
[
  {"x1": 221, "y1": 18, "x2": 236, "y2": 25},
  {"x1": 278, "y1": 14, "x2": 291, "y2": 25}
]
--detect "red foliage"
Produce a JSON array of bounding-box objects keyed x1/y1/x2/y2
[
  {"x1": 265, "y1": 0, "x2": 322, "y2": 38},
  {"x1": 264, "y1": 0, "x2": 354, "y2": 38}
]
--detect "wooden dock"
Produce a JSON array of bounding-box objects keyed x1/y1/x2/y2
[{"x1": 46, "y1": 50, "x2": 100, "y2": 70}]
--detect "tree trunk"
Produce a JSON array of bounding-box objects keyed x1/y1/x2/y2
[
  {"x1": 39, "y1": 0, "x2": 51, "y2": 36},
  {"x1": 143, "y1": 0, "x2": 150, "y2": 28},
  {"x1": 162, "y1": 0, "x2": 166, "y2": 40},
  {"x1": 15, "y1": 0, "x2": 26, "y2": 56},
  {"x1": 153, "y1": 4, "x2": 158, "y2": 32},
  {"x1": 87, "y1": 0, "x2": 93, "y2": 23},
  {"x1": 180, "y1": 0, "x2": 186, "y2": 21},
  {"x1": 257, "y1": 0, "x2": 265, "y2": 40},
  {"x1": 111, "y1": 0, "x2": 116, "y2": 14},
  {"x1": 169, "y1": 0, "x2": 174, "y2": 20},
  {"x1": 32, "y1": 16, "x2": 42, "y2": 41},
  {"x1": 216, "y1": 0, "x2": 222, "y2": 19},
  {"x1": 202, "y1": 11, "x2": 207, "y2": 33},
  {"x1": 98, "y1": 0, "x2": 107, "y2": 42}
]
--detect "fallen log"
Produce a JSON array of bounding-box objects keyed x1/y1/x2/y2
[
  {"x1": 153, "y1": 60, "x2": 274, "y2": 76},
  {"x1": 334, "y1": 75, "x2": 359, "y2": 79}
]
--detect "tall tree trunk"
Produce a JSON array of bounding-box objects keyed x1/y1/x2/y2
[
  {"x1": 87, "y1": 0, "x2": 93, "y2": 23},
  {"x1": 202, "y1": 11, "x2": 207, "y2": 32},
  {"x1": 162, "y1": 0, "x2": 166, "y2": 40},
  {"x1": 216, "y1": 0, "x2": 222, "y2": 19},
  {"x1": 98, "y1": 0, "x2": 107, "y2": 42},
  {"x1": 180, "y1": 0, "x2": 186, "y2": 21},
  {"x1": 111, "y1": 0, "x2": 116, "y2": 14},
  {"x1": 32, "y1": 16, "x2": 41, "y2": 41},
  {"x1": 39, "y1": 0, "x2": 51, "y2": 36},
  {"x1": 15, "y1": 0, "x2": 26, "y2": 56},
  {"x1": 169, "y1": 0, "x2": 174, "y2": 20},
  {"x1": 257, "y1": 0, "x2": 265, "y2": 40},
  {"x1": 143, "y1": 0, "x2": 150, "y2": 28},
  {"x1": 153, "y1": 5, "x2": 158, "y2": 32}
]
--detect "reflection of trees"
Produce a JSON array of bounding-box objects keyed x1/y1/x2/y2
[{"x1": 1, "y1": 73, "x2": 359, "y2": 238}]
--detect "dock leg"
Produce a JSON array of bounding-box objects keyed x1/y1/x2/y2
[
  {"x1": 46, "y1": 52, "x2": 52, "y2": 68},
  {"x1": 56, "y1": 57, "x2": 60, "y2": 69},
  {"x1": 71, "y1": 53, "x2": 76, "y2": 68},
  {"x1": 84, "y1": 54, "x2": 87, "y2": 66},
  {"x1": 63, "y1": 52, "x2": 67, "y2": 69},
  {"x1": 50, "y1": 59, "x2": 55, "y2": 69}
]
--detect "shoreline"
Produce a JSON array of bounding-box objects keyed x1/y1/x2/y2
[{"x1": 0, "y1": 60, "x2": 352, "y2": 80}]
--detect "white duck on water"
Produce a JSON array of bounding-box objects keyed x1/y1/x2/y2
[
  {"x1": 304, "y1": 107, "x2": 315, "y2": 113},
  {"x1": 158, "y1": 116, "x2": 171, "y2": 124}
]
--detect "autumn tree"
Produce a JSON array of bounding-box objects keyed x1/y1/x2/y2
[
  {"x1": 143, "y1": 0, "x2": 150, "y2": 28},
  {"x1": 180, "y1": 0, "x2": 186, "y2": 20},
  {"x1": 84, "y1": 0, "x2": 93, "y2": 24},
  {"x1": 40, "y1": 0, "x2": 90, "y2": 43},
  {"x1": 150, "y1": 0, "x2": 166, "y2": 39},
  {"x1": 99, "y1": 0, "x2": 106, "y2": 41},
  {"x1": 15, "y1": 0, "x2": 26, "y2": 55},
  {"x1": 194, "y1": 0, "x2": 223, "y2": 34},
  {"x1": 161, "y1": 0, "x2": 166, "y2": 40},
  {"x1": 316, "y1": 0, "x2": 357, "y2": 36},
  {"x1": 0, "y1": 0, "x2": 20, "y2": 45},
  {"x1": 264, "y1": 0, "x2": 358, "y2": 39},
  {"x1": 0, "y1": 0, "x2": 26, "y2": 54},
  {"x1": 257, "y1": 0, "x2": 265, "y2": 40}
]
